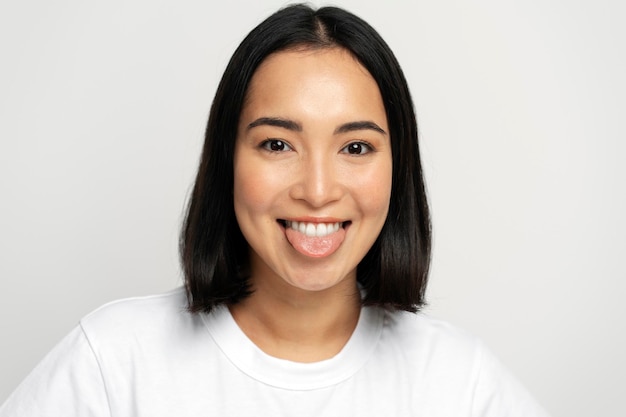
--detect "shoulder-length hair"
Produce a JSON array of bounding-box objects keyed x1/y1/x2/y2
[{"x1": 181, "y1": 4, "x2": 431, "y2": 313}]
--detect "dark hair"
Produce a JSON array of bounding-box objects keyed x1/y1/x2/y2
[{"x1": 181, "y1": 4, "x2": 431, "y2": 313}]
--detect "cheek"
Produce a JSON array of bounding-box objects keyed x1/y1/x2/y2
[
  {"x1": 234, "y1": 176, "x2": 261, "y2": 221},
  {"x1": 234, "y1": 173, "x2": 262, "y2": 212},
  {"x1": 353, "y1": 162, "x2": 393, "y2": 217},
  {"x1": 233, "y1": 160, "x2": 283, "y2": 218}
]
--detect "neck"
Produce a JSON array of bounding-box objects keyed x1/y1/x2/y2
[{"x1": 229, "y1": 275, "x2": 361, "y2": 363}]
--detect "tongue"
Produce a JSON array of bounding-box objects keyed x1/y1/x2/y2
[{"x1": 285, "y1": 227, "x2": 346, "y2": 258}]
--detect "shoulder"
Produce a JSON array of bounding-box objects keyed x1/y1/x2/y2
[
  {"x1": 82, "y1": 287, "x2": 187, "y2": 323},
  {"x1": 376, "y1": 310, "x2": 486, "y2": 399},
  {"x1": 79, "y1": 287, "x2": 202, "y2": 350},
  {"x1": 375, "y1": 310, "x2": 550, "y2": 416},
  {"x1": 380, "y1": 309, "x2": 483, "y2": 356},
  {"x1": 81, "y1": 287, "x2": 188, "y2": 329}
]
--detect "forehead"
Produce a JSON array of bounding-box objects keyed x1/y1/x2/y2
[{"x1": 240, "y1": 47, "x2": 386, "y2": 126}]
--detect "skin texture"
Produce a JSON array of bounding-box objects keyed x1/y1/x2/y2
[{"x1": 231, "y1": 47, "x2": 392, "y2": 362}]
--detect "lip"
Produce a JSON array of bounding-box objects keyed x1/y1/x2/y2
[{"x1": 282, "y1": 216, "x2": 345, "y2": 223}]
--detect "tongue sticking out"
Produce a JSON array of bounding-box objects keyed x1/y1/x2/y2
[{"x1": 285, "y1": 227, "x2": 346, "y2": 258}]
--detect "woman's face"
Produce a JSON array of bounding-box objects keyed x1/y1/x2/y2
[{"x1": 233, "y1": 47, "x2": 392, "y2": 293}]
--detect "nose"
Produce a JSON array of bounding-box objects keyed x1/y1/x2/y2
[{"x1": 289, "y1": 154, "x2": 344, "y2": 208}]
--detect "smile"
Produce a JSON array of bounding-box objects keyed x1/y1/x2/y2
[
  {"x1": 285, "y1": 221, "x2": 342, "y2": 237},
  {"x1": 277, "y1": 219, "x2": 350, "y2": 258}
]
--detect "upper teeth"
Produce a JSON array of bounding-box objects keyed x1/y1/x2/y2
[{"x1": 287, "y1": 221, "x2": 341, "y2": 237}]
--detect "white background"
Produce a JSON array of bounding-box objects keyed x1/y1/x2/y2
[{"x1": 1, "y1": 0, "x2": 624, "y2": 415}]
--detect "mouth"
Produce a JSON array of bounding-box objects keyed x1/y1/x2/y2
[
  {"x1": 277, "y1": 219, "x2": 351, "y2": 236},
  {"x1": 277, "y1": 219, "x2": 351, "y2": 258}
]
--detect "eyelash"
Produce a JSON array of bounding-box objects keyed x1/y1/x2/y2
[
  {"x1": 260, "y1": 139, "x2": 374, "y2": 155},
  {"x1": 259, "y1": 139, "x2": 293, "y2": 152},
  {"x1": 340, "y1": 141, "x2": 373, "y2": 155}
]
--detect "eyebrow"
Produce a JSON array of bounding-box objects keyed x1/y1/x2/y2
[
  {"x1": 247, "y1": 117, "x2": 302, "y2": 132},
  {"x1": 333, "y1": 121, "x2": 387, "y2": 136},
  {"x1": 247, "y1": 117, "x2": 387, "y2": 136}
]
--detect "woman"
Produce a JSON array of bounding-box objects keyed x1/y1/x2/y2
[{"x1": 1, "y1": 4, "x2": 549, "y2": 416}]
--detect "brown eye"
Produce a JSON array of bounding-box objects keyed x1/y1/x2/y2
[
  {"x1": 342, "y1": 142, "x2": 372, "y2": 155},
  {"x1": 261, "y1": 139, "x2": 292, "y2": 152}
]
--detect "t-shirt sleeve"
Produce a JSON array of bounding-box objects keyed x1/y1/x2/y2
[
  {"x1": 471, "y1": 342, "x2": 551, "y2": 417},
  {"x1": 0, "y1": 325, "x2": 111, "y2": 417}
]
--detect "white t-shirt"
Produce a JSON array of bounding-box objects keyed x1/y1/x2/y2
[{"x1": 1, "y1": 288, "x2": 550, "y2": 416}]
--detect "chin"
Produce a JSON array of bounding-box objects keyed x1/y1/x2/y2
[{"x1": 282, "y1": 269, "x2": 355, "y2": 294}]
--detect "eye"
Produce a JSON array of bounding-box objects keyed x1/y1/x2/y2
[
  {"x1": 341, "y1": 142, "x2": 373, "y2": 155},
  {"x1": 260, "y1": 139, "x2": 292, "y2": 152}
]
